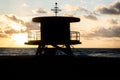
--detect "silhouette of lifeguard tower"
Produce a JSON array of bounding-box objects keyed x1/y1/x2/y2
[{"x1": 25, "y1": 3, "x2": 81, "y2": 56}]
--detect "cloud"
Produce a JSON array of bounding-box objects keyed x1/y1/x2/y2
[
  {"x1": 25, "y1": 21, "x2": 39, "y2": 31},
  {"x1": 4, "y1": 14, "x2": 39, "y2": 30},
  {"x1": 0, "y1": 28, "x2": 3, "y2": 33},
  {"x1": 3, "y1": 15, "x2": 27, "y2": 32},
  {"x1": 83, "y1": 15, "x2": 97, "y2": 20},
  {"x1": 0, "y1": 14, "x2": 40, "y2": 38},
  {"x1": 64, "y1": 4, "x2": 81, "y2": 12},
  {"x1": 95, "y1": 1, "x2": 120, "y2": 15},
  {"x1": 64, "y1": 4, "x2": 91, "y2": 14},
  {"x1": 32, "y1": 8, "x2": 47, "y2": 14},
  {"x1": 0, "y1": 28, "x2": 8, "y2": 38},
  {"x1": 4, "y1": 14, "x2": 25, "y2": 25},
  {"x1": 78, "y1": 14, "x2": 98, "y2": 21},
  {"x1": 107, "y1": 19, "x2": 118, "y2": 24},
  {"x1": 84, "y1": 26, "x2": 120, "y2": 38},
  {"x1": 64, "y1": 4, "x2": 97, "y2": 15},
  {"x1": 63, "y1": 13, "x2": 74, "y2": 17},
  {"x1": 4, "y1": 28, "x2": 19, "y2": 34},
  {"x1": 63, "y1": 4, "x2": 99, "y2": 20},
  {"x1": 0, "y1": 33, "x2": 9, "y2": 38},
  {"x1": 3, "y1": 14, "x2": 39, "y2": 31}
]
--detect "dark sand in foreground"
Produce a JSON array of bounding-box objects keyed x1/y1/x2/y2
[{"x1": 0, "y1": 55, "x2": 120, "y2": 78}]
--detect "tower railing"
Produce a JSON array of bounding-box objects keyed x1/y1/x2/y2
[
  {"x1": 27, "y1": 30, "x2": 80, "y2": 41},
  {"x1": 28, "y1": 30, "x2": 40, "y2": 41},
  {"x1": 70, "y1": 31, "x2": 80, "y2": 41}
]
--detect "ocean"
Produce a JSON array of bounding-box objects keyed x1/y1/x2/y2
[{"x1": 0, "y1": 48, "x2": 120, "y2": 57}]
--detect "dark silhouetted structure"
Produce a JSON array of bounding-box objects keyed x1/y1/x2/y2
[{"x1": 25, "y1": 3, "x2": 81, "y2": 56}]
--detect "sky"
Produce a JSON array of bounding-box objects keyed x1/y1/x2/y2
[{"x1": 0, "y1": 0, "x2": 120, "y2": 48}]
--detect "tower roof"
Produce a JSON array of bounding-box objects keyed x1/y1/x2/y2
[{"x1": 32, "y1": 16, "x2": 80, "y2": 23}]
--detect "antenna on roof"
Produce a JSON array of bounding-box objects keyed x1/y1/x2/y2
[{"x1": 51, "y1": 2, "x2": 61, "y2": 16}]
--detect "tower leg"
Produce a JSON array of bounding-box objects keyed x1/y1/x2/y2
[
  {"x1": 36, "y1": 45, "x2": 41, "y2": 56},
  {"x1": 36, "y1": 44, "x2": 45, "y2": 56},
  {"x1": 52, "y1": 44, "x2": 73, "y2": 56},
  {"x1": 65, "y1": 44, "x2": 73, "y2": 56},
  {"x1": 36, "y1": 44, "x2": 73, "y2": 56}
]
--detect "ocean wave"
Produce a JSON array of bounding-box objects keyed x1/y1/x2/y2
[{"x1": 0, "y1": 48, "x2": 120, "y2": 57}]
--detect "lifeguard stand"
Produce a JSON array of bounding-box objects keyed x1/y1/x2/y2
[{"x1": 25, "y1": 3, "x2": 81, "y2": 56}]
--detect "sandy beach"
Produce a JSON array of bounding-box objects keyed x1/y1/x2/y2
[{"x1": 0, "y1": 55, "x2": 120, "y2": 78}]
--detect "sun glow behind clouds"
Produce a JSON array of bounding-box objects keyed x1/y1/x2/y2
[
  {"x1": 11, "y1": 33, "x2": 28, "y2": 45},
  {"x1": 9, "y1": 23, "x2": 26, "y2": 31}
]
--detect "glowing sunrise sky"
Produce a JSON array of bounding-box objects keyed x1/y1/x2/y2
[{"x1": 0, "y1": 0, "x2": 120, "y2": 48}]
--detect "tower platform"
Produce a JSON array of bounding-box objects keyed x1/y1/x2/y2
[{"x1": 25, "y1": 40, "x2": 81, "y2": 45}]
